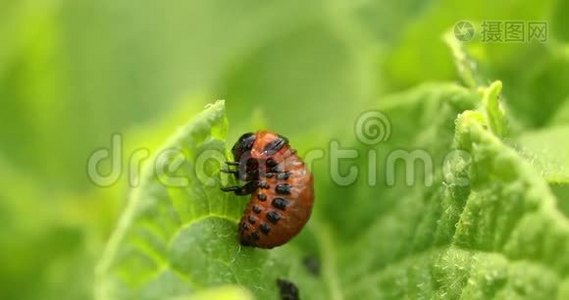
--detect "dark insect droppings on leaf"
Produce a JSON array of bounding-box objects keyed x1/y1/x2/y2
[
  {"x1": 302, "y1": 255, "x2": 321, "y2": 276},
  {"x1": 277, "y1": 278, "x2": 299, "y2": 300}
]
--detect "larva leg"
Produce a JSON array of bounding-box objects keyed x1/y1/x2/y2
[
  {"x1": 220, "y1": 181, "x2": 258, "y2": 195},
  {"x1": 220, "y1": 169, "x2": 239, "y2": 175}
]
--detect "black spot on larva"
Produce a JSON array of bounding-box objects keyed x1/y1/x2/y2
[
  {"x1": 240, "y1": 236, "x2": 252, "y2": 246},
  {"x1": 302, "y1": 256, "x2": 321, "y2": 276},
  {"x1": 265, "y1": 172, "x2": 275, "y2": 178},
  {"x1": 277, "y1": 172, "x2": 290, "y2": 180},
  {"x1": 266, "y1": 157, "x2": 279, "y2": 167},
  {"x1": 272, "y1": 197, "x2": 288, "y2": 210},
  {"x1": 251, "y1": 231, "x2": 260, "y2": 240},
  {"x1": 239, "y1": 222, "x2": 248, "y2": 233},
  {"x1": 259, "y1": 181, "x2": 270, "y2": 189},
  {"x1": 260, "y1": 223, "x2": 271, "y2": 234},
  {"x1": 275, "y1": 184, "x2": 291, "y2": 195},
  {"x1": 257, "y1": 193, "x2": 267, "y2": 201},
  {"x1": 248, "y1": 215, "x2": 256, "y2": 224},
  {"x1": 252, "y1": 205, "x2": 262, "y2": 214},
  {"x1": 277, "y1": 279, "x2": 299, "y2": 300},
  {"x1": 267, "y1": 211, "x2": 281, "y2": 224}
]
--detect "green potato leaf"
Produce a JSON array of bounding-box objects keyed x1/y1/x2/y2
[
  {"x1": 97, "y1": 84, "x2": 569, "y2": 299},
  {"x1": 340, "y1": 85, "x2": 569, "y2": 299},
  {"x1": 515, "y1": 125, "x2": 569, "y2": 184}
]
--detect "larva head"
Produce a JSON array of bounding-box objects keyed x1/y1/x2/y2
[
  {"x1": 231, "y1": 132, "x2": 258, "y2": 181},
  {"x1": 231, "y1": 132, "x2": 256, "y2": 162}
]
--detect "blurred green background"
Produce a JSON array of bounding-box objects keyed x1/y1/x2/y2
[{"x1": 1, "y1": 0, "x2": 568, "y2": 299}]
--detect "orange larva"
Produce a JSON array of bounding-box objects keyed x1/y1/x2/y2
[{"x1": 221, "y1": 131, "x2": 314, "y2": 248}]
